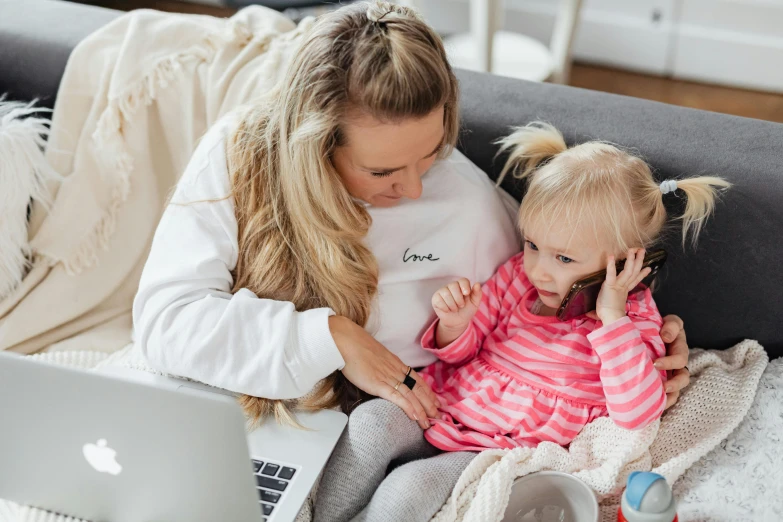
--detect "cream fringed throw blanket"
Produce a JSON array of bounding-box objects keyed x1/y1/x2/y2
[{"x1": 0, "y1": 5, "x2": 311, "y2": 355}]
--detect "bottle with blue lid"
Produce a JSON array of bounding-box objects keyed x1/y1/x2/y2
[{"x1": 617, "y1": 471, "x2": 678, "y2": 522}]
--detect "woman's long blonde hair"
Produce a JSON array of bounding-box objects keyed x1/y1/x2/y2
[
  {"x1": 227, "y1": 1, "x2": 459, "y2": 423},
  {"x1": 496, "y1": 122, "x2": 731, "y2": 252}
]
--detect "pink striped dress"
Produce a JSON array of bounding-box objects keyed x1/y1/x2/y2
[{"x1": 419, "y1": 251, "x2": 668, "y2": 452}]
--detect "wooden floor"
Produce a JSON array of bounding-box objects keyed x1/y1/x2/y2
[
  {"x1": 78, "y1": 0, "x2": 783, "y2": 124},
  {"x1": 570, "y1": 64, "x2": 783, "y2": 124}
]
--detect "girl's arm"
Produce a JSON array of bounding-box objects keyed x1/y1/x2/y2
[
  {"x1": 588, "y1": 288, "x2": 668, "y2": 430},
  {"x1": 421, "y1": 252, "x2": 524, "y2": 365}
]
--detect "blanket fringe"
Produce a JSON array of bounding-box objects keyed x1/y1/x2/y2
[{"x1": 60, "y1": 19, "x2": 254, "y2": 275}]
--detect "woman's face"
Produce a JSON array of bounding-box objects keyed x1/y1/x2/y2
[{"x1": 332, "y1": 106, "x2": 445, "y2": 208}]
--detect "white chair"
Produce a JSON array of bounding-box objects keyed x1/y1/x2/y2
[{"x1": 441, "y1": 0, "x2": 583, "y2": 84}]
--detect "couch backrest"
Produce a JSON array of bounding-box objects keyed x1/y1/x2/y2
[
  {"x1": 456, "y1": 70, "x2": 783, "y2": 358},
  {"x1": 0, "y1": 0, "x2": 120, "y2": 108}
]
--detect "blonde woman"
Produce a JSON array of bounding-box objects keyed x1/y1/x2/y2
[{"x1": 132, "y1": 2, "x2": 691, "y2": 520}]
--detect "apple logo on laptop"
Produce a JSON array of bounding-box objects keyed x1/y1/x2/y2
[{"x1": 82, "y1": 439, "x2": 122, "y2": 476}]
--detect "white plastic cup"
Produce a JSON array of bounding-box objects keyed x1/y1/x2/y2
[{"x1": 500, "y1": 471, "x2": 600, "y2": 522}]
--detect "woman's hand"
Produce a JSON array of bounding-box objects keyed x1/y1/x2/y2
[
  {"x1": 329, "y1": 316, "x2": 441, "y2": 429},
  {"x1": 654, "y1": 314, "x2": 690, "y2": 410},
  {"x1": 595, "y1": 249, "x2": 652, "y2": 325},
  {"x1": 432, "y1": 278, "x2": 482, "y2": 347}
]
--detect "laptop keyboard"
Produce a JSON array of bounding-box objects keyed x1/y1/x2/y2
[{"x1": 252, "y1": 459, "x2": 297, "y2": 521}]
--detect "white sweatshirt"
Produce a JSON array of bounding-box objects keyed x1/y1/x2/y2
[{"x1": 132, "y1": 117, "x2": 520, "y2": 399}]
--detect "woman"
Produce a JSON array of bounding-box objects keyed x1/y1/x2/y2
[{"x1": 132, "y1": 1, "x2": 690, "y2": 520}]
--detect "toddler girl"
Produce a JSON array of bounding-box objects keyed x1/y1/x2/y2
[
  {"x1": 314, "y1": 122, "x2": 729, "y2": 522},
  {"x1": 419, "y1": 122, "x2": 729, "y2": 451}
]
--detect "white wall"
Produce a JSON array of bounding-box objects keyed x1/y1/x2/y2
[
  {"x1": 417, "y1": 0, "x2": 783, "y2": 92},
  {"x1": 673, "y1": 0, "x2": 783, "y2": 92}
]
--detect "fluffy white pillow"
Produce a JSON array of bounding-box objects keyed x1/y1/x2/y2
[{"x1": 0, "y1": 98, "x2": 59, "y2": 300}]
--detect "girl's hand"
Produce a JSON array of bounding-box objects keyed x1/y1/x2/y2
[
  {"x1": 432, "y1": 278, "x2": 482, "y2": 347},
  {"x1": 329, "y1": 316, "x2": 441, "y2": 429},
  {"x1": 595, "y1": 248, "x2": 652, "y2": 325}
]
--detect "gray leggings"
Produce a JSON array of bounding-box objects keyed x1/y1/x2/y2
[{"x1": 313, "y1": 399, "x2": 475, "y2": 522}]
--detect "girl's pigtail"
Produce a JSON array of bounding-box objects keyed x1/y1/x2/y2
[
  {"x1": 660, "y1": 176, "x2": 732, "y2": 246},
  {"x1": 495, "y1": 121, "x2": 568, "y2": 186}
]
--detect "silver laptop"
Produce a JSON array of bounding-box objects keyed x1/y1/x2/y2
[{"x1": 0, "y1": 352, "x2": 347, "y2": 522}]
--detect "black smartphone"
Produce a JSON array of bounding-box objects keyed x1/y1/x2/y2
[{"x1": 555, "y1": 249, "x2": 667, "y2": 321}]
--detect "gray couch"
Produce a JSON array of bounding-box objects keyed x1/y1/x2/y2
[{"x1": 1, "y1": 0, "x2": 781, "y2": 359}]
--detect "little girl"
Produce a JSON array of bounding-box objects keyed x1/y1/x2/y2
[
  {"x1": 314, "y1": 123, "x2": 729, "y2": 522},
  {"x1": 419, "y1": 122, "x2": 729, "y2": 451}
]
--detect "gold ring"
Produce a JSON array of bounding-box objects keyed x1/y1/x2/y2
[{"x1": 394, "y1": 381, "x2": 402, "y2": 391}]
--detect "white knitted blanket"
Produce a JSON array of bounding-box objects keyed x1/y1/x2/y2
[{"x1": 0, "y1": 341, "x2": 769, "y2": 522}]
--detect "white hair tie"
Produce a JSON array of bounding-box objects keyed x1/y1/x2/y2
[{"x1": 659, "y1": 179, "x2": 678, "y2": 195}]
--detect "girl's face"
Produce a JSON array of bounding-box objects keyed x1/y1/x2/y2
[
  {"x1": 332, "y1": 107, "x2": 445, "y2": 208},
  {"x1": 522, "y1": 220, "x2": 612, "y2": 313}
]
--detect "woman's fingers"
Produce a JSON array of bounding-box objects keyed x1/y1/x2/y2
[
  {"x1": 399, "y1": 386, "x2": 430, "y2": 428},
  {"x1": 654, "y1": 349, "x2": 689, "y2": 372},
  {"x1": 664, "y1": 389, "x2": 680, "y2": 410},
  {"x1": 655, "y1": 316, "x2": 688, "y2": 371},
  {"x1": 654, "y1": 315, "x2": 690, "y2": 411},
  {"x1": 381, "y1": 365, "x2": 432, "y2": 428},
  {"x1": 660, "y1": 314, "x2": 685, "y2": 344},
  {"x1": 330, "y1": 317, "x2": 443, "y2": 430},
  {"x1": 404, "y1": 390, "x2": 430, "y2": 429},
  {"x1": 665, "y1": 367, "x2": 691, "y2": 395},
  {"x1": 382, "y1": 385, "x2": 424, "y2": 427},
  {"x1": 408, "y1": 369, "x2": 441, "y2": 418},
  {"x1": 392, "y1": 379, "x2": 430, "y2": 429}
]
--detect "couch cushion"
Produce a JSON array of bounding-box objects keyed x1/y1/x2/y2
[
  {"x1": 0, "y1": 0, "x2": 121, "y2": 107},
  {"x1": 456, "y1": 69, "x2": 783, "y2": 357}
]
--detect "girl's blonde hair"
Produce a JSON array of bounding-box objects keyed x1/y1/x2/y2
[
  {"x1": 227, "y1": 1, "x2": 459, "y2": 424},
  {"x1": 496, "y1": 122, "x2": 730, "y2": 253}
]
